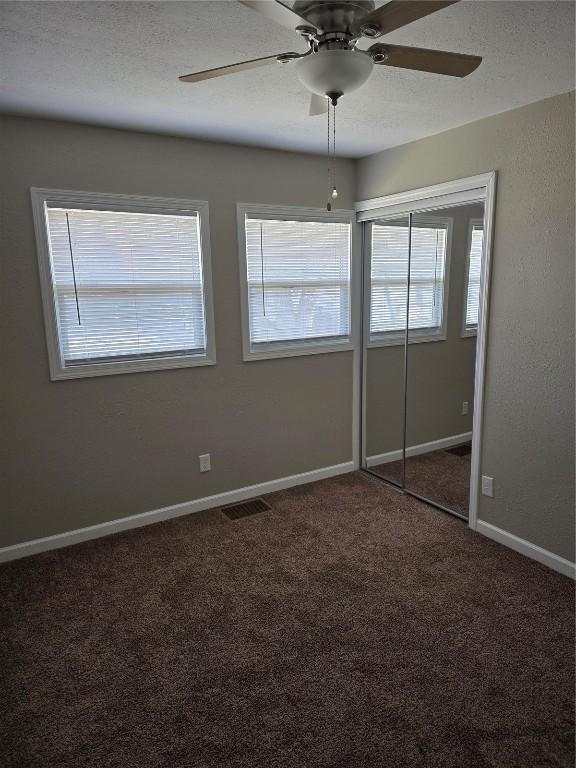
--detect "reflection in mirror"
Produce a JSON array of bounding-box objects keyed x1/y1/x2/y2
[
  {"x1": 364, "y1": 215, "x2": 410, "y2": 486},
  {"x1": 404, "y1": 203, "x2": 484, "y2": 518}
]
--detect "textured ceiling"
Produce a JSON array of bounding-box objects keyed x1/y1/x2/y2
[{"x1": 0, "y1": 1, "x2": 574, "y2": 157}]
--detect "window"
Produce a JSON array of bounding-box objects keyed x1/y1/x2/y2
[
  {"x1": 462, "y1": 219, "x2": 484, "y2": 336},
  {"x1": 31, "y1": 188, "x2": 216, "y2": 379},
  {"x1": 238, "y1": 204, "x2": 353, "y2": 360},
  {"x1": 369, "y1": 216, "x2": 451, "y2": 345}
]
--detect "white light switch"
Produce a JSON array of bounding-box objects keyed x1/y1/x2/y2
[
  {"x1": 481, "y1": 475, "x2": 494, "y2": 497},
  {"x1": 199, "y1": 453, "x2": 211, "y2": 473},
  {"x1": 461, "y1": 401, "x2": 469, "y2": 415}
]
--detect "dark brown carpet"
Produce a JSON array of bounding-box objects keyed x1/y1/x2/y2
[
  {"x1": 373, "y1": 446, "x2": 472, "y2": 517},
  {"x1": 1, "y1": 472, "x2": 574, "y2": 768}
]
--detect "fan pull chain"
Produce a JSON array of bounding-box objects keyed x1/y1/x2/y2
[
  {"x1": 326, "y1": 100, "x2": 339, "y2": 211},
  {"x1": 332, "y1": 101, "x2": 338, "y2": 203},
  {"x1": 326, "y1": 100, "x2": 331, "y2": 211},
  {"x1": 433, "y1": 228, "x2": 440, "y2": 311},
  {"x1": 65, "y1": 211, "x2": 82, "y2": 325},
  {"x1": 259, "y1": 221, "x2": 266, "y2": 316}
]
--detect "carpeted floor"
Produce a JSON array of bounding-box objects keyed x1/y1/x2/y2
[
  {"x1": 372, "y1": 446, "x2": 472, "y2": 517},
  {"x1": 1, "y1": 472, "x2": 574, "y2": 768}
]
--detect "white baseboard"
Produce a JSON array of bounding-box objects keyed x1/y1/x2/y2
[
  {"x1": 476, "y1": 520, "x2": 575, "y2": 579},
  {"x1": 5, "y1": 460, "x2": 571, "y2": 582},
  {"x1": 0, "y1": 461, "x2": 355, "y2": 564},
  {"x1": 366, "y1": 432, "x2": 472, "y2": 468}
]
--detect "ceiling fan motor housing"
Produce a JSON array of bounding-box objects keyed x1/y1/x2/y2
[{"x1": 295, "y1": 49, "x2": 374, "y2": 99}]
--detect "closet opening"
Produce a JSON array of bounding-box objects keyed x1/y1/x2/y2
[{"x1": 356, "y1": 174, "x2": 496, "y2": 526}]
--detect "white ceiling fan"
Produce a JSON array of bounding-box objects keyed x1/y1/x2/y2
[{"x1": 179, "y1": 1, "x2": 482, "y2": 115}]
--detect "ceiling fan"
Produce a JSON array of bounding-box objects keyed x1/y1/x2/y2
[{"x1": 179, "y1": 1, "x2": 482, "y2": 115}]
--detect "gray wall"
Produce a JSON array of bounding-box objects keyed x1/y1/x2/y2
[
  {"x1": 2, "y1": 92, "x2": 574, "y2": 563},
  {"x1": 0, "y1": 116, "x2": 356, "y2": 548},
  {"x1": 366, "y1": 204, "x2": 482, "y2": 457},
  {"x1": 358, "y1": 91, "x2": 575, "y2": 562}
]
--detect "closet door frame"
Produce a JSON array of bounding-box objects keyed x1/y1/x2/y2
[{"x1": 356, "y1": 172, "x2": 497, "y2": 531}]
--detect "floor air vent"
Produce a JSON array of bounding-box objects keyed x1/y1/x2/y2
[{"x1": 221, "y1": 497, "x2": 271, "y2": 520}]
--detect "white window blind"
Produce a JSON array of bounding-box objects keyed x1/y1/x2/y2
[
  {"x1": 243, "y1": 214, "x2": 351, "y2": 354},
  {"x1": 370, "y1": 220, "x2": 409, "y2": 337},
  {"x1": 465, "y1": 221, "x2": 483, "y2": 331},
  {"x1": 370, "y1": 218, "x2": 449, "y2": 341},
  {"x1": 45, "y1": 205, "x2": 209, "y2": 369}
]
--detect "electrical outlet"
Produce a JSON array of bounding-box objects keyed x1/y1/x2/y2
[
  {"x1": 461, "y1": 401, "x2": 469, "y2": 415},
  {"x1": 481, "y1": 475, "x2": 494, "y2": 497},
  {"x1": 199, "y1": 453, "x2": 211, "y2": 473}
]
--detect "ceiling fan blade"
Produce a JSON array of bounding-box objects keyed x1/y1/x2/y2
[
  {"x1": 374, "y1": 44, "x2": 481, "y2": 77},
  {"x1": 309, "y1": 93, "x2": 328, "y2": 116},
  {"x1": 179, "y1": 54, "x2": 287, "y2": 83},
  {"x1": 238, "y1": 1, "x2": 319, "y2": 31},
  {"x1": 357, "y1": 1, "x2": 459, "y2": 37}
]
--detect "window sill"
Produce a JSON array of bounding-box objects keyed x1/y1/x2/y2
[
  {"x1": 49, "y1": 352, "x2": 216, "y2": 381},
  {"x1": 243, "y1": 338, "x2": 354, "y2": 362},
  {"x1": 461, "y1": 327, "x2": 478, "y2": 338}
]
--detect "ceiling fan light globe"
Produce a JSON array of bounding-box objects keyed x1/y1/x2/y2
[{"x1": 295, "y1": 49, "x2": 374, "y2": 98}]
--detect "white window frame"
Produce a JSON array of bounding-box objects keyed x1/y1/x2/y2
[
  {"x1": 461, "y1": 217, "x2": 483, "y2": 338},
  {"x1": 31, "y1": 187, "x2": 217, "y2": 380},
  {"x1": 237, "y1": 202, "x2": 355, "y2": 361},
  {"x1": 366, "y1": 215, "x2": 453, "y2": 348}
]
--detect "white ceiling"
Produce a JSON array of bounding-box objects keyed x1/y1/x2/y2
[{"x1": 0, "y1": 1, "x2": 574, "y2": 157}]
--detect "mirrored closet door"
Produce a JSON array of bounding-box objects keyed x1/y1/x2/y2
[
  {"x1": 363, "y1": 214, "x2": 410, "y2": 488},
  {"x1": 361, "y1": 192, "x2": 489, "y2": 521}
]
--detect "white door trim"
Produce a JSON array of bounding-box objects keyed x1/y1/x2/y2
[
  {"x1": 468, "y1": 172, "x2": 497, "y2": 530},
  {"x1": 355, "y1": 172, "x2": 494, "y2": 220}
]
